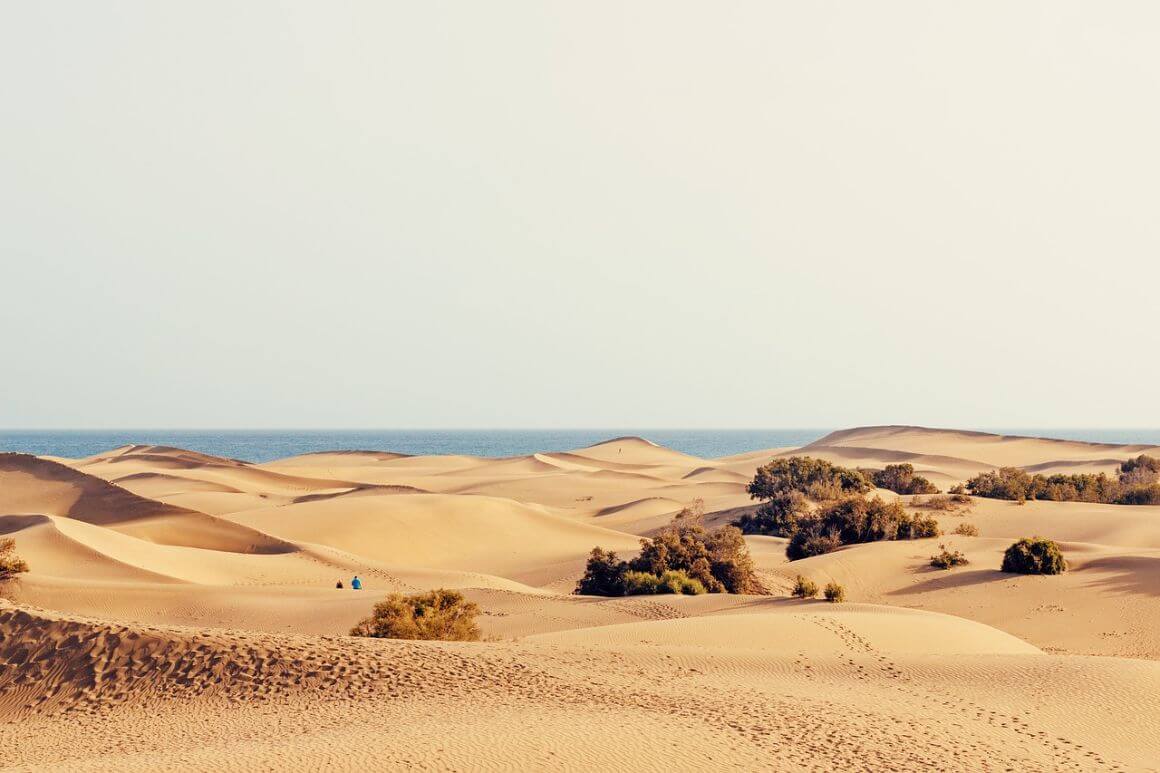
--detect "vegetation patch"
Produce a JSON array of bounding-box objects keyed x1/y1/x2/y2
[
  {"x1": 929, "y1": 543, "x2": 969, "y2": 569},
  {"x1": 867, "y1": 463, "x2": 939, "y2": 495},
  {"x1": 951, "y1": 522, "x2": 980, "y2": 537},
  {"x1": 0, "y1": 538, "x2": 28, "y2": 580},
  {"x1": 577, "y1": 502, "x2": 762, "y2": 596},
  {"x1": 1000, "y1": 537, "x2": 1067, "y2": 575},
  {"x1": 791, "y1": 575, "x2": 818, "y2": 598},
  {"x1": 785, "y1": 496, "x2": 941, "y2": 560},
  {"x1": 823, "y1": 582, "x2": 846, "y2": 603},
  {"x1": 966, "y1": 455, "x2": 1160, "y2": 505},
  {"x1": 350, "y1": 589, "x2": 481, "y2": 641}
]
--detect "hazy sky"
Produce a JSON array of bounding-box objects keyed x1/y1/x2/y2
[{"x1": 2, "y1": 2, "x2": 1158, "y2": 429}]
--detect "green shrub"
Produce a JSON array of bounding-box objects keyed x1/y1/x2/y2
[
  {"x1": 1001, "y1": 538, "x2": 1067, "y2": 575},
  {"x1": 1115, "y1": 484, "x2": 1160, "y2": 505},
  {"x1": 929, "y1": 543, "x2": 969, "y2": 569},
  {"x1": 748, "y1": 457, "x2": 871, "y2": 504},
  {"x1": 967, "y1": 468, "x2": 1041, "y2": 501},
  {"x1": 823, "y1": 582, "x2": 845, "y2": 603},
  {"x1": 578, "y1": 505, "x2": 762, "y2": 596},
  {"x1": 735, "y1": 491, "x2": 809, "y2": 536},
  {"x1": 785, "y1": 496, "x2": 921, "y2": 560},
  {"x1": 575, "y1": 547, "x2": 628, "y2": 596},
  {"x1": 621, "y1": 569, "x2": 706, "y2": 595},
  {"x1": 350, "y1": 589, "x2": 481, "y2": 641},
  {"x1": 791, "y1": 575, "x2": 818, "y2": 598},
  {"x1": 906, "y1": 513, "x2": 941, "y2": 539},
  {"x1": 0, "y1": 538, "x2": 28, "y2": 580},
  {"x1": 952, "y1": 522, "x2": 980, "y2": 537},
  {"x1": 870, "y1": 464, "x2": 939, "y2": 495},
  {"x1": 785, "y1": 527, "x2": 843, "y2": 561}
]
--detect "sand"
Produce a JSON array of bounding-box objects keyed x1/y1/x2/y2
[{"x1": 3, "y1": 427, "x2": 1160, "y2": 770}]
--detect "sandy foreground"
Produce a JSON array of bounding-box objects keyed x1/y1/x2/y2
[{"x1": 3, "y1": 426, "x2": 1160, "y2": 771}]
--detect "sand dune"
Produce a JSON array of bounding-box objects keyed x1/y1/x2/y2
[{"x1": 5, "y1": 427, "x2": 1160, "y2": 770}]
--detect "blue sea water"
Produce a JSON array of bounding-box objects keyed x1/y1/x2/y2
[
  {"x1": 0, "y1": 429, "x2": 830, "y2": 463},
  {"x1": 2, "y1": 428, "x2": 1159, "y2": 464}
]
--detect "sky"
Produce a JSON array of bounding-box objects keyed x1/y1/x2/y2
[{"x1": 2, "y1": 2, "x2": 1158, "y2": 429}]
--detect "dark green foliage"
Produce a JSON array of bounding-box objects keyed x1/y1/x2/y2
[
  {"x1": 576, "y1": 547, "x2": 628, "y2": 596},
  {"x1": 870, "y1": 464, "x2": 939, "y2": 495},
  {"x1": 735, "y1": 491, "x2": 809, "y2": 536},
  {"x1": 350, "y1": 589, "x2": 481, "y2": 641},
  {"x1": 966, "y1": 467, "x2": 1041, "y2": 500},
  {"x1": 1001, "y1": 537, "x2": 1067, "y2": 575},
  {"x1": 577, "y1": 505, "x2": 762, "y2": 596},
  {"x1": 784, "y1": 496, "x2": 937, "y2": 560},
  {"x1": 791, "y1": 575, "x2": 818, "y2": 598},
  {"x1": 0, "y1": 538, "x2": 28, "y2": 580},
  {"x1": 748, "y1": 457, "x2": 871, "y2": 503},
  {"x1": 929, "y1": 543, "x2": 969, "y2": 569},
  {"x1": 823, "y1": 582, "x2": 845, "y2": 603}
]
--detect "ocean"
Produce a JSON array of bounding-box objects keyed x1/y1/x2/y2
[{"x1": 2, "y1": 428, "x2": 1160, "y2": 464}]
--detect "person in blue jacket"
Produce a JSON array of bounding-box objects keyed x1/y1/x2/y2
[{"x1": 351, "y1": 575, "x2": 362, "y2": 590}]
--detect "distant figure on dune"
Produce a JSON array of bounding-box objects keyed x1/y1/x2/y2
[
  {"x1": 336, "y1": 580, "x2": 343, "y2": 589},
  {"x1": 351, "y1": 575, "x2": 362, "y2": 590}
]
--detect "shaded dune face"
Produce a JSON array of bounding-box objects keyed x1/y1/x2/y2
[{"x1": 4, "y1": 427, "x2": 1160, "y2": 770}]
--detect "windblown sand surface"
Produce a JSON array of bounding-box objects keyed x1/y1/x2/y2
[{"x1": 3, "y1": 427, "x2": 1160, "y2": 770}]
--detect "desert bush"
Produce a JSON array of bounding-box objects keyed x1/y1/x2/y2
[
  {"x1": 905, "y1": 512, "x2": 941, "y2": 539},
  {"x1": 950, "y1": 493, "x2": 971, "y2": 504},
  {"x1": 785, "y1": 526, "x2": 844, "y2": 561},
  {"x1": 1119, "y1": 454, "x2": 1160, "y2": 482},
  {"x1": 952, "y1": 523, "x2": 980, "y2": 537},
  {"x1": 735, "y1": 490, "x2": 810, "y2": 536},
  {"x1": 966, "y1": 468, "x2": 1042, "y2": 501},
  {"x1": 1115, "y1": 484, "x2": 1160, "y2": 505},
  {"x1": 929, "y1": 543, "x2": 969, "y2": 569},
  {"x1": 578, "y1": 506, "x2": 762, "y2": 596},
  {"x1": 870, "y1": 464, "x2": 939, "y2": 495},
  {"x1": 0, "y1": 538, "x2": 28, "y2": 580},
  {"x1": 576, "y1": 547, "x2": 628, "y2": 596},
  {"x1": 791, "y1": 574, "x2": 819, "y2": 598},
  {"x1": 948, "y1": 483, "x2": 967, "y2": 495},
  {"x1": 748, "y1": 457, "x2": 871, "y2": 504},
  {"x1": 350, "y1": 589, "x2": 481, "y2": 641},
  {"x1": 622, "y1": 569, "x2": 705, "y2": 595},
  {"x1": 1000, "y1": 537, "x2": 1067, "y2": 575},
  {"x1": 823, "y1": 582, "x2": 845, "y2": 603}
]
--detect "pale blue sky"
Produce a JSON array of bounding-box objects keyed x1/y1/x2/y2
[{"x1": 2, "y1": 2, "x2": 1158, "y2": 428}]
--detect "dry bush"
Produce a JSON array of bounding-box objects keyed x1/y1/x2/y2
[
  {"x1": 952, "y1": 523, "x2": 980, "y2": 537},
  {"x1": 0, "y1": 538, "x2": 28, "y2": 580},
  {"x1": 823, "y1": 582, "x2": 845, "y2": 603},
  {"x1": 350, "y1": 589, "x2": 481, "y2": 641},
  {"x1": 929, "y1": 543, "x2": 969, "y2": 569},
  {"x1": 791, "y1": 575, "x2": 818, "y2": 598},
  {"x1": 905, "y1": 513, "x2": 941, "y2": 539},
  {"x1": 1001, "y1": 537, "x2": 1067, "y2": 575}
]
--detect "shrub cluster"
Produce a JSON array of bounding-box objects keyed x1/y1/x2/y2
[
  {"x1": 966, "y1": 455, "x2": 1160, "y2": 505},
  {"x1": 911, "y1": 493, "x2": 971, "y2": 511},
  {"x1": 867, "y1": 464, "x2": 939, "y2": 495},
  {"x1": 929, "y1": 543, "x2": 969, "y2": 569},
  {"x1": 0, "y1": 538, "x2": 28, "y2": 580},
  {"x1": 951, "y1": 522, "x2": 980, "y2": 537},
  {"x1": 785, "y1": 496, "x2": 941, "y2": 560},
  {"x1": 791, "y1": 574, "x2": 818, "y2": 598},
  {"x1": 577, "y1": 505, "x2": 761, "y2": 596},
  {"x1": 823, "y1": 582, "x2": 845, "y2": 603},
  {"x1": 350, "y1": 589, "x2": 481, "y2": 641},
  {"x1": 1001, "y1": 537, "x2": 1067, "y2": 575},
  {"x1": 747, "y1": 457, "x2": 871, "y2": 504},
  {"x1": 735, "y1": 490, "x2": 809, "y2": 536}
]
